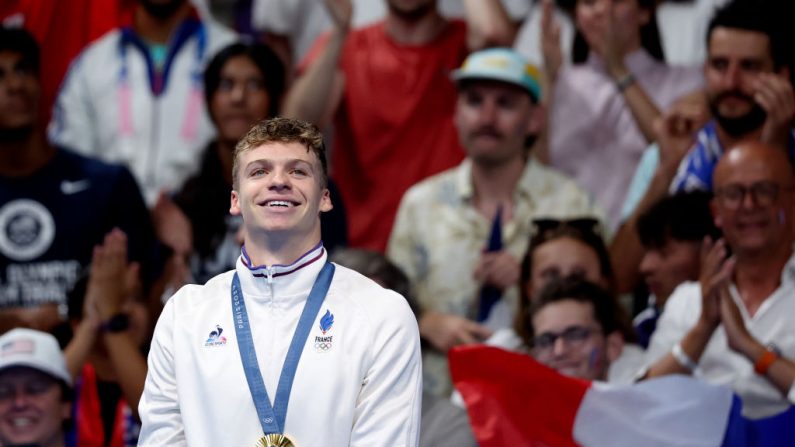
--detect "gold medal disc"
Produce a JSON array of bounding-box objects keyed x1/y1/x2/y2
[{"x1": 255, "y1": 434, "x2": 296, "y2": 447}]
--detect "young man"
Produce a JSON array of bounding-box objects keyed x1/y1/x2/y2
[
  {"x1": 610, "y1": 0, "x2": 795, "y2": 294},
  {"x1": 0, "y1": 328, "x2": 73, "y2": 447},
  {"x1": 283, "y1": 0, "x2": 516, "y2": 250},
  {"x1": 0, "y1": 27, "x2": 154, "y2": 333},
  {"x1": 634, "y1": 191, "x2": 720, "y2": 348},
  {"x1": 528, "y1": 278, "x2": 626, "y2": 382},
  {"x1": 139, "y1": 117, "x2": 422, "y2": 445},
  {"x1": 387, "y1": 47, "x2": 601, "y2": 397},
  {"x1": 644, "y1": 141, "x2": 795, "y2": 418}
]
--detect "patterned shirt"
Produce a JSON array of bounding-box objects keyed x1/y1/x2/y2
[{"x1": 387, "y1": 157, "x2": 603, "y2": 396}]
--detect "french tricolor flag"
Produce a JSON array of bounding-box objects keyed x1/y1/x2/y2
[{"x1": 450, "y1": 346, "x2": 795, "y2": 446}]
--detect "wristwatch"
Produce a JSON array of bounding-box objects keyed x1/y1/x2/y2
[{"x1": 101, "y1": 313, "x2": 130, "y2": 333}]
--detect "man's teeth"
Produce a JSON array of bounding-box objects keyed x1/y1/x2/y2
[
  {"x1": 267, "y1": 200, "x2": 292, "y2": 207},
  {"x1": 12, "y1": 417, "x2": 33, "y2": 427}
]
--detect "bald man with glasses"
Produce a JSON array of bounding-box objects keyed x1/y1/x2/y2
[{"x1": 643, "y1": 141, "x2": 795, "y2": 418}]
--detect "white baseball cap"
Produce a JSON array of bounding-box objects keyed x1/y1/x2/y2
[{"x1": 0, "y1": 328, "x2": 71, "y2": 386}]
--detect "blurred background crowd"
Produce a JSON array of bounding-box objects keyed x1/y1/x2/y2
[{"x1": 1, "y1": 0, "x2": 795, "y2": 445}]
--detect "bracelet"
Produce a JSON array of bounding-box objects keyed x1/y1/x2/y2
[
  {"x1": 616, "y1": 72, "x2": 636, "y2": 93},
  {"x1": 672, "y1": 342, "x2": 698, "y2": 372},
  {"x1": 754, "y1": 347, "x2": 779, "y2": 375}
]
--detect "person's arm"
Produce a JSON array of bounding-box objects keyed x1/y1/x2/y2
[
  {"x1": 137, "y1": 296, "x2": 185, "y2": 445},
  {"x1": 600, "y1": 1, "x2": 659, "y2": 143},
  {"x1": 644, "y1": 238, "x2": 733, "y2": 379},
  {"x1": 462, "y1": 0, "x2": 517, "y2": 50},
  {"x1": 64, "y1": 316, "x2": 100, "y2": 380},
  {"x1": 535, "y1": 0, "x2": 562, "y2": 165},
  {"x1": 280, "y1": 0, "x2": 351, "y2": 127},
  {"x1": 386, "y1": 190, "x2": 492, "y2": 352},
  {"x1": 350, "y1": 292, "x2": 422, "y2": 446},
  {"x1": 88, "y1": 230, "x2": 149, "y2": 419},
  {"x1": 611, "y1": 92, "x2": 708, "y2": 293}
]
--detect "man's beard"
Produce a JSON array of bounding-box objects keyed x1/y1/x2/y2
[
  {"x1": 0, "y1": 125, "x2": 34, "y2": 143},
  {"x1": 138, "y1": 0, "x2": 186, "y2": 20},
  {"x1": 387, "y1": 0, "x2": 435, "y2": 22},
  {"x1": 709, "y1": 91, "x2": 768, "y2": 138}
]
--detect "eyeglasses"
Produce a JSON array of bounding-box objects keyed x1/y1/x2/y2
[
  {"x1": 532, "y1": 325, "x2": 600, "y2": 352},
  {"x1": 714, "y1": 181, "x2": 793, "y2": 210},
  {"x1": 531, "y1": 218, "x2": 601, "y2": 238}
]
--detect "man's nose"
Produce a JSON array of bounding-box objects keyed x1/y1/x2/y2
[
  {"x1": 722, "y1": 64, "x2": 743, "y2": 90},
  {"x1": 552, "y1": 336, "x2": 569, "y2": 357},
  {"x1": 268, "y1": 169, "x2": 291, "y2": 189},
  {"x1": 11, "y1": 390, "x2": 29, "y2": 408},
  {"x1": 478, "y1": 100, "x2": 498, "y2": 125}
]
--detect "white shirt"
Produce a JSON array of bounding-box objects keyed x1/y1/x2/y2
[
  {"x1": 645, "y1": 254, "x2": 795, "y2": 418},
  {"x1": 138, "y1": 245, "x2": 422, "y2": 446}
]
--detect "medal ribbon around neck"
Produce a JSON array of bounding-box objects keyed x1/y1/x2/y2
[{"x1": 232, "y1": 261, "x2": 335, "y2": 437}]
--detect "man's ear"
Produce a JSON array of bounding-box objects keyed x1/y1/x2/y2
[
  {"x1": 319, "y1": 188, "x2": 333, "y2": 213},
  {"x1": 230, "y1": 190, "x2": 241, "y2": 216},
  {"x1": 605, "y1": 331, "x2": 625, "y2": 364}
]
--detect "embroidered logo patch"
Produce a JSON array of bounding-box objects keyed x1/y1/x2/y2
[
  {"x1": 315, "y1": 309, "x2": 334, "y2": 352},
  {"x1": 204, "y1": 325, "x2": 227, "y2": 347}
]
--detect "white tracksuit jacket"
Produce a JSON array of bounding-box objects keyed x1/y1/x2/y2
[
  {"x1": 48, "y1": 18, "x2": 236, "y2": 205},
  {"x1": 138, "y1": 245, "x2": 422, "y2": 446}
]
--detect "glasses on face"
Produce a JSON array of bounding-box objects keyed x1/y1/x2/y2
[
  {"x1": 532, "y1": 325, "x2": 600, "y2": 352},
  {"x1": 714, "y1": 181, "x2": 791, "y2": 210}
]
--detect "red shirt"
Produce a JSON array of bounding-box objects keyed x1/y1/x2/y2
[
  {"x1": 0, "y1": 0, "x2": 130, "y2": 125},
  {"x1": 304, "y1": 21, "x2": 468, "y2": 251}
]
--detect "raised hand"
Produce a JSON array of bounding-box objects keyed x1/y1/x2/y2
[
  {"x1": 472, "y1": 250, "x2": 520, "y2": 292},
  {"x1": 324, "y1": 0, "x2": 353, "y2": 32},
  {"x1": 756, "y1": 72, "x2": 795, "y2": 150},
  {"x1": 698, "y1": 237, "x2": 735, "y2": 330},
  {"x1": 86, "y1": 229, "x2": 139, "y2": 322},
  {"x1": 654, "y1": 91, "x2": 709, "y2": 172},
  {"x1": 540, "y1": 0, "x2": 563, "y2": 84}
]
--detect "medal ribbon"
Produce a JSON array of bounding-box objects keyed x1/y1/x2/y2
[{"x1": 232, "y1": 261, "x2": 335, "y2": 435}]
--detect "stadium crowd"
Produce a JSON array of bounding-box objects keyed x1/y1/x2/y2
[{"x1": 1, "y1": 0, "x2": 795, "y2": 445}]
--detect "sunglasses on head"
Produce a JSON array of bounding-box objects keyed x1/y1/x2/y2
[{"x1": 531, "y1": 218, "x2": 601, "y2": 237}]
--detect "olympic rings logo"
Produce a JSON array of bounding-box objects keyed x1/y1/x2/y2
[{"x1": 315, "y1": 342, "x2": 332, "y2": 351}]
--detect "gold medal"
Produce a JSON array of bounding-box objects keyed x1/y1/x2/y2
[{"x1": 255, "y1": 433, "x2": 296, "y2": 447}]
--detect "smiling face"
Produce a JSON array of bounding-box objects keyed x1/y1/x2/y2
[
  {"x1": 230, "y1": 141, "x2": 332, "y2": 243},
  {"x1": 712, "y1": 142, "x2": 795, "y2": 257},
  {"x1": 0, "y1": 367, "x2": 69, "y2": 447},
  {"x1": 531, "y1": 300, "x2": 620, "y2": 380}
]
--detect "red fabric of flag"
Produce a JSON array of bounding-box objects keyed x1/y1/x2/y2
[{"x1": 449, "y1": 346, "x2": 592, "y2": 447}]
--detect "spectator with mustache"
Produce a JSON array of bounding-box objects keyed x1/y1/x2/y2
[
  {"x1": 388, "y1": 48, "x2": 602, "y2": 397},
  {"x1": 669, "y1": 0, "x2": 795, "y2": 193},
  {"x1": 610, "y1": 0, "x2": 794, "y2": 295}
]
